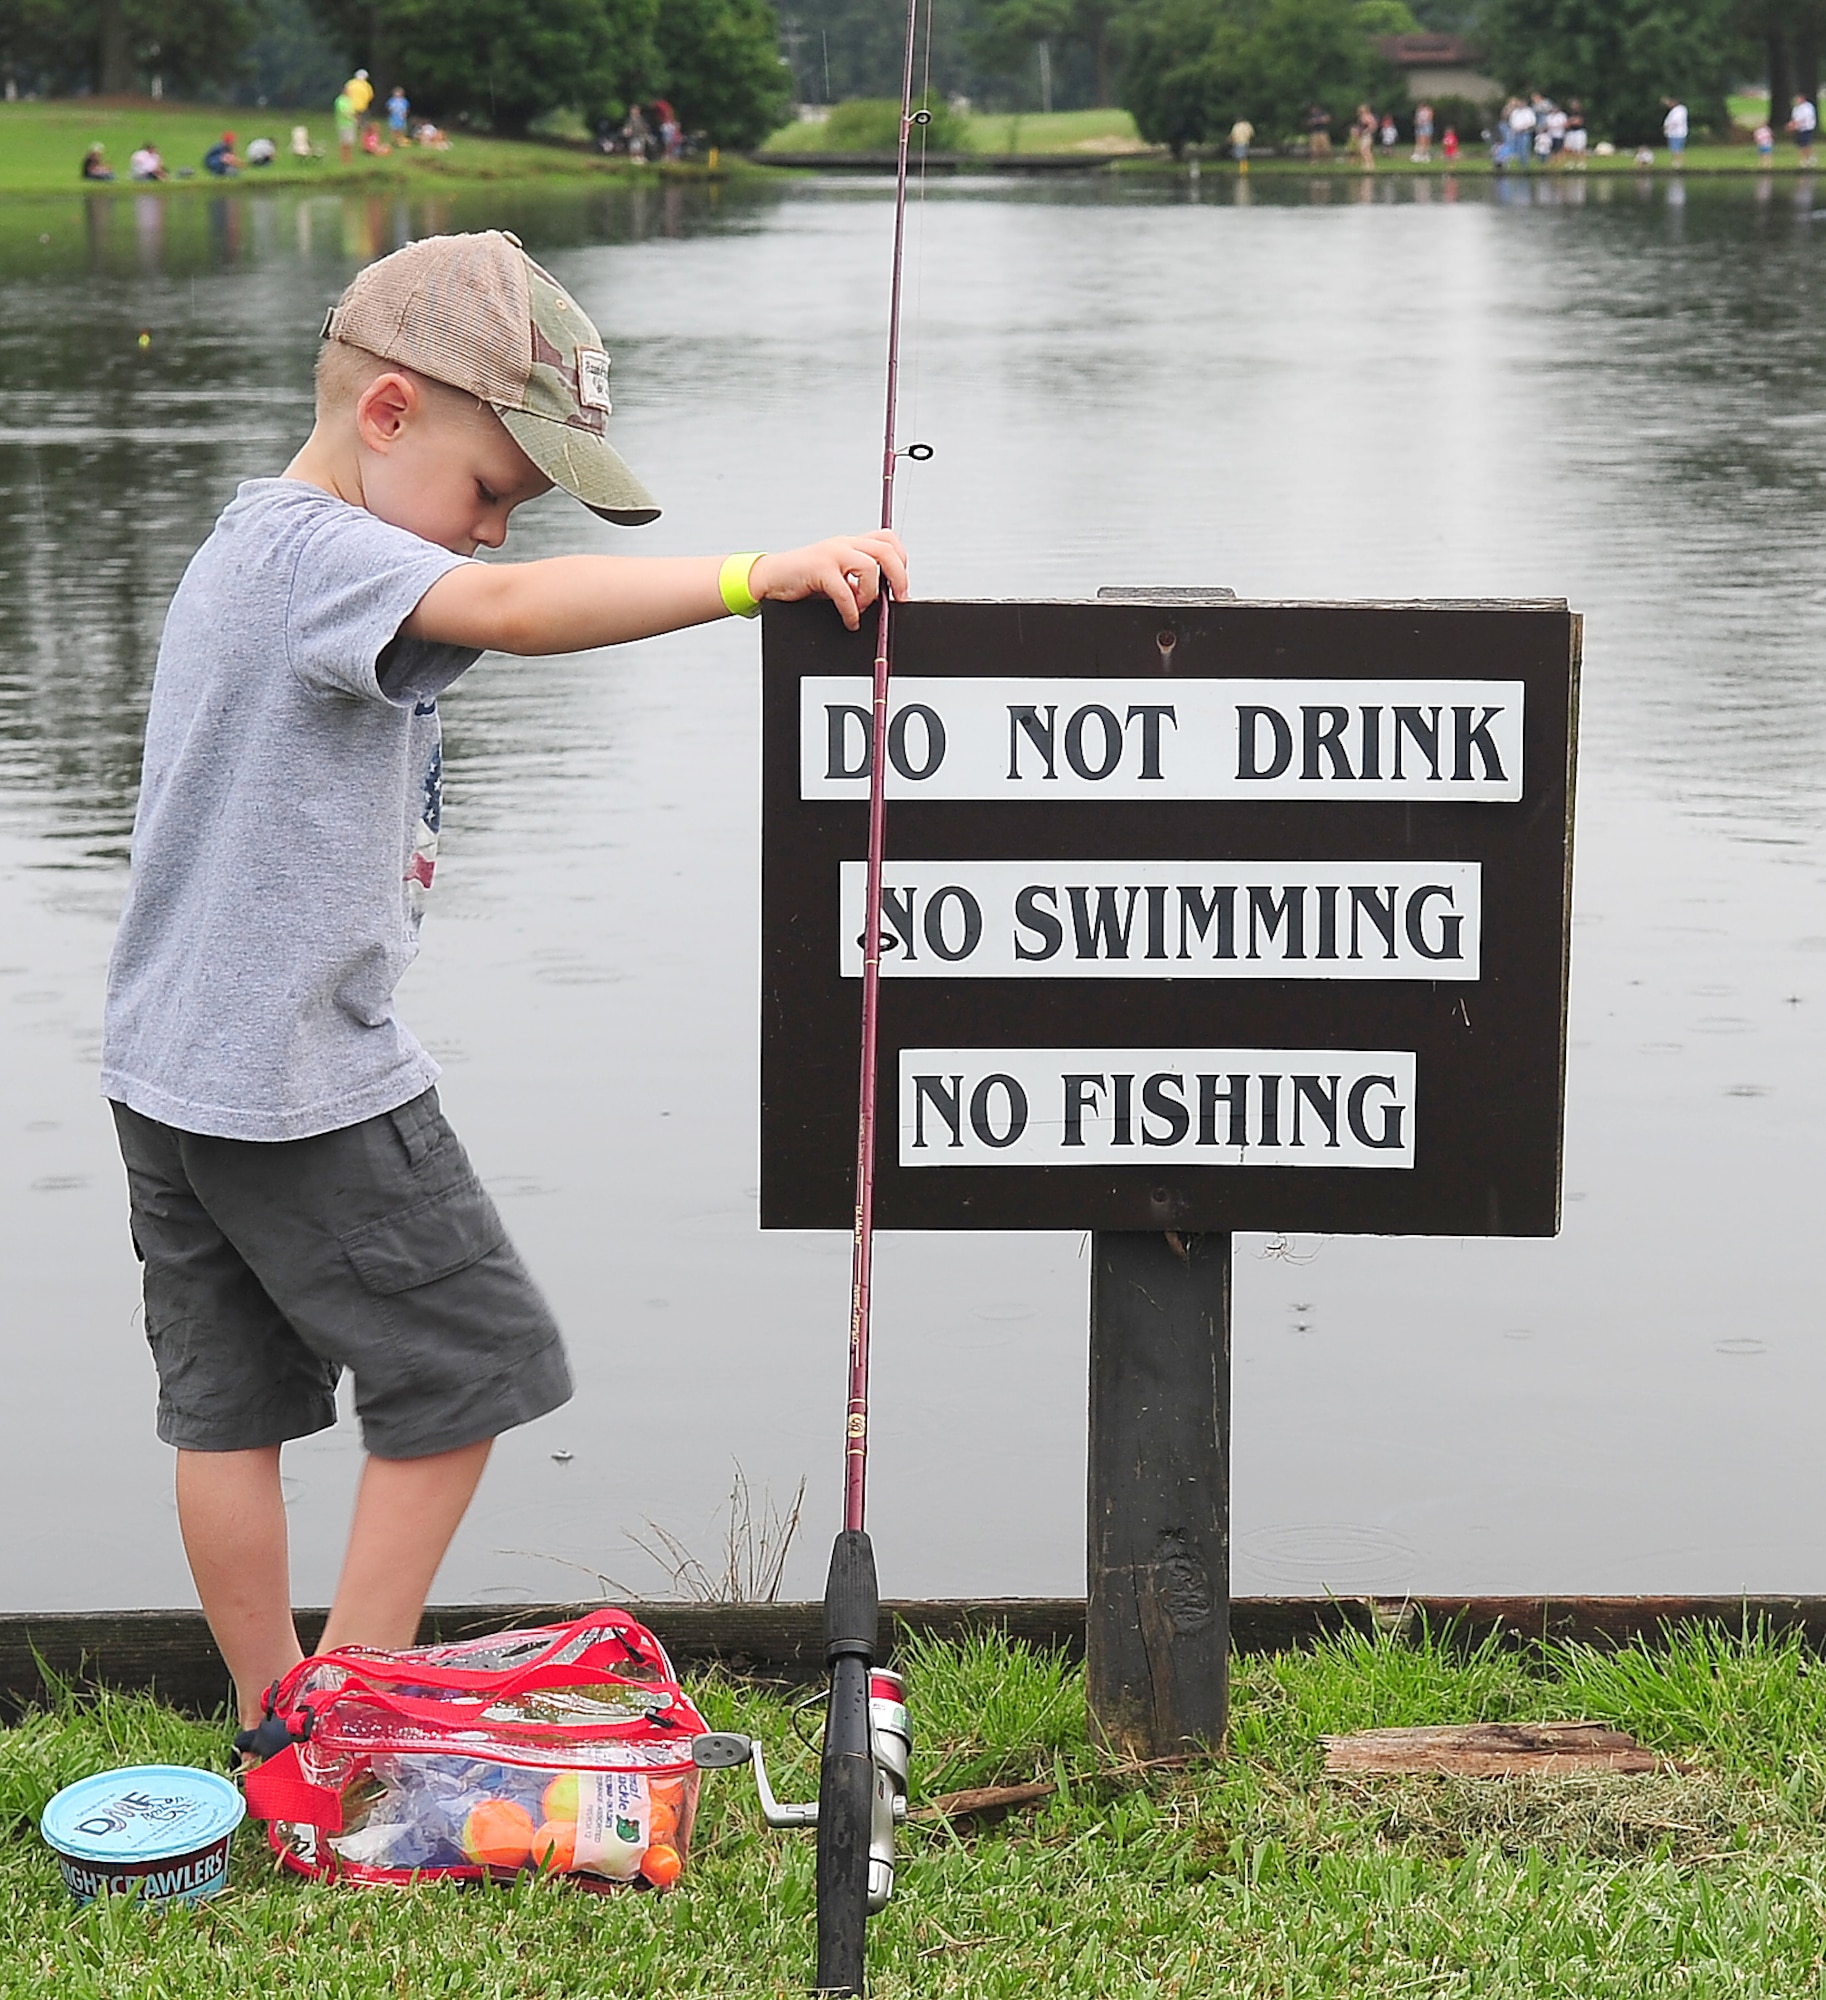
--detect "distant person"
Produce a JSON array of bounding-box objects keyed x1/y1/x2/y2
[
  {"x1": 291, "y1": 124, "x2": 314, "y2": 161},
  {"x1": 203, "y1": 132, "x2": 241, "y2": 177},
  {"x1": 1442, "y1": 125, "x2": 1458, "y2": 165},
  {"x1": 1508, "y1": 93, "x2": 1537, "y2": 167},
  {"x1": 413, "y1": 121, "x2": 449, "y2": 150},
  {"x1": 1564, "y1": 105, "x2": 1588, "y2": 167},
  {"x1": 335, "y1": 87, "x2": 356, "y2": 164},
  {"x1": 1756, "y1": 118, "x2": 1775, "y2": 163},
  {"x1": 1306, "y1": 102, "x2": 1332, "y2": 160},
  {"x1": 129, "y1": 142, "x2": 167, "y2": 182},
  {"x1": 387, "y1": 86, "x2": 410, "y2": 147},
  {"x1": 1354, "y1": 103, "x2": 1376, "y2": 169},
  {"x1": 1789, "y1": 93, "x2": 1817, "y2": 167},
  {"x1": 361, "y1": 125, "x2": 390, "y2": 156},
  {"x1": 246, "y1": 137, "x2": 276, "y2": 167},
  {"x1": 1545, "y1": 102, "x2": 1568, "y2": 158},
  {"x1": 1663, "y1": 98, "x2": 1688, "y2": 166},
  {"x1": 621, "y1": 104, "x2": 651, "y2": 159},
  {"x1": 344, "y1": 68, "x2": 373, "y2": 133},
  {"x1": 82, "y1": 144, "x2": 114, "y2": 182},
  {"x1": 1229, "y1": 116, "x2": 1253, "y2": 172},
  {"x1": 1411, "y1": 101, "x2": 1433, "y2": 163},
  {"x1": 1379, "y1": 113, "x2": 1397, "y2": 154},
  {"x1": 654, "y1": 98, "x2": 681, "y2": 160}
]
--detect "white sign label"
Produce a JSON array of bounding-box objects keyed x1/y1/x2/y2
[
  {"x1": 899, "y1": 1048, "x2": 1417, "y2": 1168},
  {"x1": 840, "y1": 861, "x2": 1480, "y2": 979},
  {"x1": 803, "y1": 678, "x2": 1524, "y2": 802}
]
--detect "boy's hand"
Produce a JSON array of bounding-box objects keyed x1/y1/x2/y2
[{"x1": 750, "y1": 533, "x2": 909, "y2": 632}]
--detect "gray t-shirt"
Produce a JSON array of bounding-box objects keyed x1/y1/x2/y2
[{"x1": 102, "y1": 479, "x2": 480, "y2": 1140}]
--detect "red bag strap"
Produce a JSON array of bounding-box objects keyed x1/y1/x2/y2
[
  {"x1": 272, "y1": 1608, "x2": 666, "y2": 1714},
  {"x1": 243, "y1": 1743, "x2": 345, "y2": 1830},
  {"x1": 312, "y1": 1678, "x2": 702, "y2": 1741},
  {"x1": 267, "y1": 1608, "x2": 705, "y2": 1746}
]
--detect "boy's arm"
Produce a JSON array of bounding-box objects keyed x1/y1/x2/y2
[{"x1": 401, "y1": 533, "x2": 909, "y2": 656}]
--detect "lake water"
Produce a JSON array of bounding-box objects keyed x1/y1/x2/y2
[{"x1": 4, "y1": 170, "x2": 1826, "y2": 1612}]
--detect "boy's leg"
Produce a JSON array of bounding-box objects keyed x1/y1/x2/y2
[
  {"x1": 319, "y1": 1438, "x2": 493, "y2": 1652},
  {"x1": 178, "y1": 1089, "x2": 571, "y2": 1652},
  {"x1": 113, "y1": 1103, "x2": 342, "y2": 1726},
  {"x1": 127, "y1": 1090, "x2": 570, "y2": 1686},
  {"x1": 175, "y1": 1445, "x2": 304, "y2": 1726}
]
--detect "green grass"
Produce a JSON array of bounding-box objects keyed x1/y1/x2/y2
[
  {"x1": 0, "y1": 100, "x2": 708, "y2": 195},
  {"x1": 763, "y1": 103, "x2": 1814, "y2": 172},
  {"x1": 8, "y1": 1621, "x2": 1826, "y2": 1993},
  {"x1": 1118, "y1": 141, "x2": 1822, "y2": 177},
  {"x1": 958, "y1": 108, "x2": 1149, "y2": 155},
  {"x1": 762, "y1": 105, "x2": 1150, "y2": 157}
]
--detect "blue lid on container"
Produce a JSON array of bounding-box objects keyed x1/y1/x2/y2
[{"x1": 42, "y1": 1766, "x2": 245, "y2": 1862}]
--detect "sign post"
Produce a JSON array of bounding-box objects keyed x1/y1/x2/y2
[
  {"x1": 1088, "y1": 1227, "x2": 1231, "y2": 1757},
  {"x1": 762, "y1": 594, "x2": 1580, "y2": 1754}
]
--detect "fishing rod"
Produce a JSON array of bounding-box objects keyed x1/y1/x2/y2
[
  {"x1": 812, "y1": 0, "x2": 926, "y2": 1984},
  {"x1": 689, "y1": 12, "x2": 927, "y2": 1988}
]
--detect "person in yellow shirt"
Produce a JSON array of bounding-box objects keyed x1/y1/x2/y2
[{"x1": 344, "y1": 68, "x2": 373, "y2": 133}]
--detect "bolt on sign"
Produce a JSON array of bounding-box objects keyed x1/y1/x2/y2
[{"x1": 760, "y1": 598, "x2": 1581, "y2": 1235}]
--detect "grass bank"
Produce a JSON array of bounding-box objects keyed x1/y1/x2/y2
[
  {"x1": 7, "y1": 1622, "x2": 1826, "y2": 1994},
  {"x1": 1120, "y1": 143, "x2": 1823, "y2": 178},
  {"x1": 759, "y1": 106, "x2": 1814, "y2": 174},
  {"x1": 0, "y1": 101, "x2": 721, "y2": 196},
  {"x1": 761, "y1": 106, "x2": 1156, "y2": 157}
]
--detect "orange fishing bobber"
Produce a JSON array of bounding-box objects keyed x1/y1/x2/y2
[
  {"x1": 639, "y1": 1841, "x2": 682, "y2": 1888},
  {"x1": 461, "y1": 1798, "x2": 536, "y2": 1869},
  {"x1": 531, "y1": 1819, "x2": 577, "y2": 1872}
]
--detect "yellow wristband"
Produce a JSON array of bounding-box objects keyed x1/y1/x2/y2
[{"x1": 719, "y1": 551, "x2": 765, "y2": 619}]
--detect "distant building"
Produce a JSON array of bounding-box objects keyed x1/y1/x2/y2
[{"x1": 1376, "y1": 35, "x2": 1501, "y2": 108}]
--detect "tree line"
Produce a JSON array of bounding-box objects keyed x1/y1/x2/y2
[
  {"x1": 0, "y1": 0, "x2": 793, "y2": 147},
  {"x1": 0, "y1": 0, "x2": 1814, "y2": 152},
  {"x1": 785, "y1": 0, "x2": 1820, "y2": 150}
]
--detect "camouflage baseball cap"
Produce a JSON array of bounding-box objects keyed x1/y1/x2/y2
[{"x1": 320, "y1": 228, "x2": 658, "y2": 525}]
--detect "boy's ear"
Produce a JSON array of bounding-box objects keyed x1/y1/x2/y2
[{"x1": 353, "y1": 370, "x2": 420, "y2": 452}]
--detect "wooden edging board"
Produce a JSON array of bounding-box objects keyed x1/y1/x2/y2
[{"x1": 6, "y1": 1596, "x2": 1826, "y2": 1717}]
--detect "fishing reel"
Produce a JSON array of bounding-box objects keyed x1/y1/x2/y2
[
  {"x1": 691, "y1": 1666, "x2": 911, "y2": 1914},
  {"x1": 692, "y1": 1533, "x2": 902, "y2": 1993}
]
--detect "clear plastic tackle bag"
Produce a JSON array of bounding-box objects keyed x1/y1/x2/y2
[{"x1": 242, "y1": 1610, "x2": 708, "y2": 1890}]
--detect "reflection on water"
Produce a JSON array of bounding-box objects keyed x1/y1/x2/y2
[
  {"x1": 4, "y1": 174, "x2": 1826, "y2": 1610},
  {"x1": 0, "y1": 181, "x2": 754, "y2": 859}
]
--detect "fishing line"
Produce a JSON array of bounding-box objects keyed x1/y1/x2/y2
[{"x1": 900, "y1": 0, "x2": 938, "y2": 536}]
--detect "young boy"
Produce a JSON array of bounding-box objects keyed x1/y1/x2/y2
[{"x1": 101, "y1": 229, "x2": 906, "y2": 1741}]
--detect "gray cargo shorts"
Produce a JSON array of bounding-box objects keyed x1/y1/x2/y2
[{"x1": 111, "y1": 1088, "x2": 572, "y2": 1459}]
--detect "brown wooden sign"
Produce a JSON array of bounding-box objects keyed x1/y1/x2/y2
[{"x1": 760, "y1": 596, "x2": 1580, "y2": 1236}]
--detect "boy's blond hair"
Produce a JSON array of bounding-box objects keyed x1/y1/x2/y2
[{"x1": 314, "y1": 339, "x2": 489, "y2": 424}]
